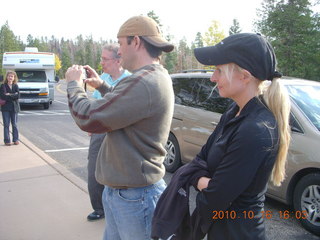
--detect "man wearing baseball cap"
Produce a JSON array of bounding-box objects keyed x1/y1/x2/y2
[{"x1": 65, "y1": 15, "x2": 174, "y2": 239}]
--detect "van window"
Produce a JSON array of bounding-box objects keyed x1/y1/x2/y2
[
  {"x1": 16, "y1": 71, "x2": 47, "y2": 83},
  {"x1": 172, "y1": 77, "x2": 199, "y2": 107},
  {"x1": 172, "y1": 77, "x2": 233, "y2": 114},
  {"x1": 199, "y1": 79, "x2": 233, "y2": 114},
  {"x1": 286, "y1": 84, "x2": 320, "y2": 131},
  {"x1": 290, "y1": 113, "x2": 303, "y2": 133}
]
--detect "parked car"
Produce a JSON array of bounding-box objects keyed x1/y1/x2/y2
[{"x1": 164, "y1": 70, "x2": 320, "y2": 236}]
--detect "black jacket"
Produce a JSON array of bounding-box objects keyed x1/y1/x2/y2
[
  {"x1": 194, "y1": 96, "x2": 279, "y2": 240},
  {"x1": 0, "y1": 83, "x2": 20, "y2": 112},
  {"x1": 151, "y1": 157, "x2": 210, "y2": 240},
  {"x1": 153, "y1": 96, "x2": 279, "y2": 240}
]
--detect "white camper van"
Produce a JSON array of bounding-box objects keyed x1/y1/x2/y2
[{"x1": 2, "y1": 47, "x2": 55, "y2": 109}]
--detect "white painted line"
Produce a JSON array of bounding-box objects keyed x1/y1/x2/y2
[
  {"x1": 44, "y1": 111, "x2": 58, "y2": 114},
  {"x1": 19, "y1": 109, "x2": 71, "y2": 116},
  {"x1": 54, "y1": 100, "x2": 68, "y2": 105},
  {"x1": 21, "y1": 111, "x2": 43, "y2": 115},
  {"x1": 45, "y1": 147, "x2": 89, "y2": 153},
  {"x1": 25, "y1": 111, "x2": 44, "y2": 115}
]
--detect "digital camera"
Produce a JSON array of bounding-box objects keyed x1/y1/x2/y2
[
  {"x1": 82, "y1": 68, "x2": 88, "y2": 91},
  {"x1": 82, "y1": 68, "x2": 88, "y2": 80}
]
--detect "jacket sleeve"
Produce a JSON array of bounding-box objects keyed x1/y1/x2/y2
[
  {"x1": 0, "y1": 84, "x2": 19, "y2": 101},
  {"x1": 10, "y1": 84, "x2": 20, "y2": 100},
  {"x1": 67, "y1": 77, "x2": 153, "y2": 133},
  {"x1": 0, "y1": 84, "x2": 5, "y2": 100}
]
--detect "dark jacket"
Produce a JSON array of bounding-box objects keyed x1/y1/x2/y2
[
  {"x1": 194, "y1": 96, "x2": 279, "y2": 240},
  {"x1": 0, "y1": 83, "x2": 20, "y2": 112},
  {"x1": 151, "y1": 156, "x2": 210, "y2": 240},
  {"x1": 153, "y1": 96, "x2": 279, "y2": 240}
]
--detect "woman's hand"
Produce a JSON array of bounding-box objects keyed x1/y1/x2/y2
[{"x1": 197, "y1": 177, "x2": 211, "y2": 191}]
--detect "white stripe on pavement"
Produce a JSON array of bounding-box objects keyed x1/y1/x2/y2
[
  {"x1": 45, "y1": 147, "x2": 89, "y2": 153},
  {"x1": 54, "y1": 100, "x2": 68, "y2": 105}
]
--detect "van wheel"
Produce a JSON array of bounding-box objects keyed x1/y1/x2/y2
[
  {"x1": 164, "y1": 133, "x2": 181, "y2": 173},
  {"x1": 293, "y1": 173, "x2": 320, "y2": 236},
  {"x1": 43, "y1": 103, "x2": 49, "y2": 109}
]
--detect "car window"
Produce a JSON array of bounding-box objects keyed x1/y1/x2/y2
[
  {"x1": 172, "y1": 76, "x2": 233, "y2": 114},
  {"x1": 172, "y1": 77, "x2": 201, "y2": 108},
  {"x1": 198, "y1": 79, "x2": 233, "y2": 114},
  {"x1": 290, "y1": 113, "x2": 303, "y2": 133},
  {"x1": 286, "y1": 84, "x2": 320, "y2": 131}
]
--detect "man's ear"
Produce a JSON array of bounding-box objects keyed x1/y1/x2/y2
[{"x1": 133, "y1": 36, "x2": 142, "y2": 49}]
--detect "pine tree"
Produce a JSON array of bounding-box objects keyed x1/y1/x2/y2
[
  {"x1": 0, "y1": 21, "x2": 22, "y2": 75},
  {"x1": 255, "y1": 0, "x2": 320, "y2": 80},
  {"x1": 229, "y1": 19, "x2": 242, "y2": 35},
  {"x1": 147, "y1": 10, "x2": 163, "y2": 28},
  {"x1": 194, "y1": 32, "x2": 204, "y2": 48},
  {"x1": 60, "y1": 39, "x2": 72, "y2": 77}
]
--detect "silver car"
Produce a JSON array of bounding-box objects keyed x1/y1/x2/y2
[{"x1": 164, "y1": 71, "x2": 320, "y2": 236}]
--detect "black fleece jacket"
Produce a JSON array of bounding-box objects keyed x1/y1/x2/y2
[
  {"x1": 0, "y1": 83, "x2": 20, "y2": 112},
  {"x1": 151, "y1": 157, "x2": 210, "y2": 240}
]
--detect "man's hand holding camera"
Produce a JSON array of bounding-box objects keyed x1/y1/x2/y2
[
  {"x1": 65, "y1": 65, "x2": 104, "y2": 89},
  {"x1": 83, "y1": 65, "x2": 104, "y2": 89},
  {"x1": 65, "y1": 65, "x2": 83, "y2": 83}
]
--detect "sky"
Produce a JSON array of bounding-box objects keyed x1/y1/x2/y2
[{"x1": 1, "y1": 0, "x2": 319, "y2": 45}]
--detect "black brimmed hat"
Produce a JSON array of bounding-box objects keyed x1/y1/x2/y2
[{"x1": 194, "y1": 33, "x2": 281, "y2": 80}]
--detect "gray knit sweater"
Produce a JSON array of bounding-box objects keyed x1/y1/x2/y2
[{"x1": 67, "y1": 64, "x2": 174, "y2": 188}]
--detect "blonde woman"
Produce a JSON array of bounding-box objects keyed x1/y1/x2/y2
[
  {"x1": 152, "y1": 33, "x2": 291, "y2": 240},
  {"x1": 194, "y1": 33, "x2": 291, "y2": 240},
  {"x1": 0, "y1": 70, "x2": 20, "y2": 146}
]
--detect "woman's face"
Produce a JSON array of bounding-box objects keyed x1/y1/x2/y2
[
  {"x1": 6, "y1": 73, "x2": 15, "y2": 84},
  {"x1": 210, "y1": 64, "x2": 245, "y2": 100}
]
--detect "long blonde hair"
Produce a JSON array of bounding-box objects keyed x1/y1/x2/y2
[
  {"x1": 259, "y1": 79, "x2": 291, "y2": 186},
  {"x1": 222, "y1": 63, "x2": 291, "y2": 186}
]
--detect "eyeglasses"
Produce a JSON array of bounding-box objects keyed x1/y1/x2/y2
[{"x1": 100, "y1": 57, "x2": 116, "y2": 62}]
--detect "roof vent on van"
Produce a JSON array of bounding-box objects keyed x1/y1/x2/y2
[{"x1": 24, "y1": 47, "x2": 39, "y2": 53}]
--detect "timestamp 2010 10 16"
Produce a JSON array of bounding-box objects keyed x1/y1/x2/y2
[{"x1": 212, "y1": 210, "x2": 308, "y2": 220}]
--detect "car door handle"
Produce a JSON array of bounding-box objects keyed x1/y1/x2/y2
[{"x1": 211, "y1": 121, "x2": 218, "y2": 126}]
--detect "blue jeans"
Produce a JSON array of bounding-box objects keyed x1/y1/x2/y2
[
  {"x1": 2, "y1": 110, "x2": 19, "y2": 144},
  {"x1": 102, "y1": 179, "x2": 166, "y2": 240}
]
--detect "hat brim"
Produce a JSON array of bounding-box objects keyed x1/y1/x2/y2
[
  {"x1": 194, "y1": 46, "x2": 228, "y2": 66},
  {"x1": 142, "y1": 36, "x2": 174, "y2": 53}
]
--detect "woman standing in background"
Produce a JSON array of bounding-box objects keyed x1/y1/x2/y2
[{"x1": 0, "y1": 70, "x2": 20, "y2": 146}]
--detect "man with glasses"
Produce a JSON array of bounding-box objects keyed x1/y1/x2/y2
[{"x1": 87, "y1": 43, "x2": 130, "y2": 221}]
